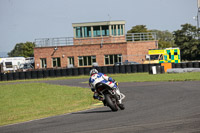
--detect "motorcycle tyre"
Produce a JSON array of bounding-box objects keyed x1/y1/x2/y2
[{"x1": 105, "y1": 94, "x2": 118, "y2": 112}]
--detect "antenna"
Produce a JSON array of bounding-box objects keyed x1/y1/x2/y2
[{"x1": 108, "y1": 14, "x2": 111, "y2": 21}]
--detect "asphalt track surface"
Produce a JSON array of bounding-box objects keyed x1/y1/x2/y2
[{"x1": 1, "y1": 79, "x2": 200, "y2": 133}]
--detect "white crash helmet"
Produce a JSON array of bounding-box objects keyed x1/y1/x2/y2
[{"x1": 90, "y1": 69, "x2": 98, "y2": 76}]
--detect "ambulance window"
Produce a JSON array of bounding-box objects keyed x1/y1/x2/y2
[
  {"x1": 159, "y1": 55, "x2": 163, "y2": 60},
  {"x1": 174, "y1": 52, "x2": 177, "y2": 55},
  {"x1": 169, "y1": 53, "x2": 171, "y2": 59},
  {"x1": 150, "y1": 55, "x2": 159, "y2": 60}
]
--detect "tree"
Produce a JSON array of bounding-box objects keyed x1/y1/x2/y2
[
  {"x1": 8, "y1": 42, "x2": 35, "y2": 57},
  {"x1": 127, "y1": 25, "x2": 149, "y2": 33},
  {"x1": 173, "y1": 23, "x2": 200, "y2": 60},
  {"x1": 127, "y1": 25, "x2": 175, "y2": 48},
  {"x1": 151, "y1": 30, "x2": 175, "y2": 48},
  {"x1": 127, "y1": 25, "x2": 151, "y2": 41}
]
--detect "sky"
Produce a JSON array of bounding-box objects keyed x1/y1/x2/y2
[{"x1": 0, "y1": 0, "x2": 198, "y2": 54}]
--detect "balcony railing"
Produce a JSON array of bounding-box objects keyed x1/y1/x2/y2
[
  {"x1": 126, "y1": 32, "x2": 157, "y2": 42},
  {"x1": 35, "y1": 32, "x2": 157, "y2": 47},
  {"x1": 35, "y1": 37, "x2": 74, "y2": 47}
]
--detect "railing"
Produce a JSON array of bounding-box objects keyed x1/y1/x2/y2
[
  {"x1": 35, "y1": 32, "x2": 157, "y2": 47},
  {"x1": 126, "y1": 32, "x2": 157, "y2": 42},
  {"x1": 35, "y1": 37, "x2": 74, "y2": 47}
]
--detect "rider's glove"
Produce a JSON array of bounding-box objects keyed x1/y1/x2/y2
[
  {"x1": 108, "y1": 77, "x2": 114, "y2": 82},
  {"x1": 115, "y1": 81, "x2": 119, "y2": 86}
]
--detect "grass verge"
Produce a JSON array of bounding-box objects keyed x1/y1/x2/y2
[
  {"x1": 0, "y1": 83, "x2": 97, "y2": 126},
  {"x1": 109, "y1": 72, "x2": 200, "y2": 82}
]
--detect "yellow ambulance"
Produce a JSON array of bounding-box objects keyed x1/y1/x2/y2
[{"x1": 144, "y1": 47, "x2": 181, "y2": 64}]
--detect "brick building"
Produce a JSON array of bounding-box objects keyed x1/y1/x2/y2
[{"x1": 34, "y1": 20, "x2": 158, "y2": 69}]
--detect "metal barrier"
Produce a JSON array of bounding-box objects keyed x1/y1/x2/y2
[
  {"x1": 35, "y1": 32, "x2": 157, "y2": 47},
  {"x1": 35, "y1": 37, "x2": 74, "y2": 47},
  {"x1": 126, "y1": 32, "x2": 157, "y2": 42}
]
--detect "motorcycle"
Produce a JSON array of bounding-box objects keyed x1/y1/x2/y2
[{"x1": 95, "y1": 82, "x2": 125, "y2": 111}]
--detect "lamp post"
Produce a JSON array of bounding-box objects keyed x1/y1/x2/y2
[{"x1": 197, "y1": 0, "x2": 200, "y2": 40}]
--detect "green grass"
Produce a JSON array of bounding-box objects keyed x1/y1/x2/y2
[
  {"x1": 109, "y1": 72, "x2": 200, "y2": 82},
  {"x1": 0, "y1": 83, "x2": 97, "y2": 126},
  {"x1": 80, "y1": 72, "x2": 200, "y2": 83}
]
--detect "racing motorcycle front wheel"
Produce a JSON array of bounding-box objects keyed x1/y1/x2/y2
[{"x1": 104, "y1": 93, "x2": 118, "y2": 112}]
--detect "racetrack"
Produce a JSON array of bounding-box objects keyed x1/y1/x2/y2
[{"x1": 1, "y1": 80, "x2": 200, "y2": 133}]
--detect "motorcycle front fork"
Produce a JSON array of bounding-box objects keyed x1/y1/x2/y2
[{"x1": 109, "y1": 89, "x2": 122, "y2": 104}]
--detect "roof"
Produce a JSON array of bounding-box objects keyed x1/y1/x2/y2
[{"x1": 72, "y1": 20, "x2": 126, "y2": 27}]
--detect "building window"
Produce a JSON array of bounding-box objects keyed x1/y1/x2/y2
[
  {"x1": 93, "y1": 26, "x2": 101, "y2": 37},
  {"x1": 105, "y1": 54, "x2": 122, "y2": 65},
  {"x1": 68, "y1": 57, "x2": 74, "y2": 66},
  {"x1": 118, "y1": 25, "x2": 121, "y2": 35},
  {"x1": 84, "y1": 27, "x2": 91, "y2": 37},
  {"x1": 52, "y1": 57, "x2": 61, "y2": 67},
  {"x1": 111, "y1": 25, "x2": 117, "y2": 36},
  {"x1": 76, "y1": 27, "x2": 83, "y2": 38},
  {"x1": 78, "y1": 56, "x2": 96, "y2": 66},
  {"x1": 40, "y1": 58, "x2": 47, "y2": 68},
  {"x1": 102, "y1": 26, "x2": 109, "y2": 36},
  {"x1": 121, "y1": 25, "x2": 124, "y2": 35}
]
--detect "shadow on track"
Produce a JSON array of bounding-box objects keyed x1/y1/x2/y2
[{"x1": 72, "y1": 110, "x2": 112, "y2": 114}]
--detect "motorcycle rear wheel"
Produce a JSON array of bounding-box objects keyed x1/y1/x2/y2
[{"x1": 105, "y1": 94, "x2": 118, "y2": 112}]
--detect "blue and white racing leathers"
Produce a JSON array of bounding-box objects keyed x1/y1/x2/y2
[
  {"x1": 89, "y1": 73, "x2": 117, "y2": 89},
  {"x1": 89, "y1": 73, "x2": 123, "y2": 103}
]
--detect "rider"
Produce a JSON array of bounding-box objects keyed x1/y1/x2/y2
[{"x1": 89, "y1": 68, "x2": 125, "y2": 104}]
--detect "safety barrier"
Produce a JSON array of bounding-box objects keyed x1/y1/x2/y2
[
  {"x1": 149, "y1": 65, "x2": 165, "y2": 74},
  {"x1": 37, "y1": 70, "x2": 43, "y2": 78},
  {"x1": 0, "y1": 62, "x2": 200, "y2": 81}
]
